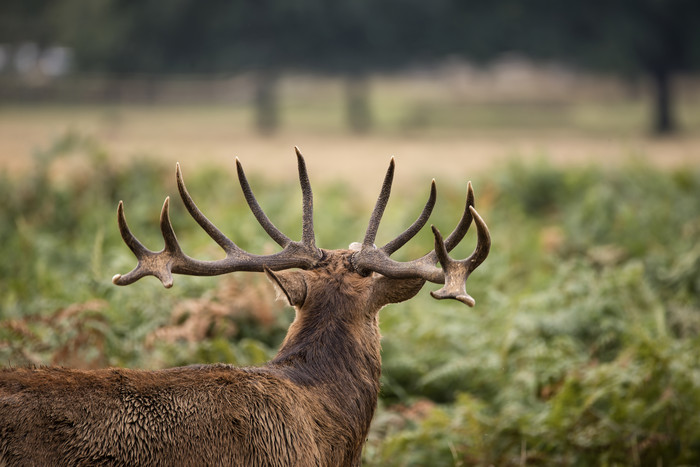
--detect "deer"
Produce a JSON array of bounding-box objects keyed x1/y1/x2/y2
[{"x1": 0, "y1": 148, "x2": 490, "y2": 466}]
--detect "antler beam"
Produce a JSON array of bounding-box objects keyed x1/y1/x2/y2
[{"x1": 113, "y1": 150, "x2": 489, "y2": 305}]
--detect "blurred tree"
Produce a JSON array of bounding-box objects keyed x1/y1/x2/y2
[
  {"x1": 548, "y1": 0, "x2": 700, "y2": 135},
  {"x1": 40, "y1": 0, "x2": 288, "y2": 132},
  {"x1": 442, "y1": 0, "x2": 700, "y2": 135},
  {"x1": 0, "y1": 0, "x2": 54, "y2": 45},
  {"x1": 255, "y1": 0, "x2": 446, "y2": 133},
  {"x1": 12, "y1": 0, "x2": 446, "y2": 134},
  {"x1": 0, "y1": 0, "x2": 55, "y2": 77}
]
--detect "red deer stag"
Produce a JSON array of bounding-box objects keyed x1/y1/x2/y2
[{"x1": 0, "y1": 148, "x2": 490, "y2": 466}]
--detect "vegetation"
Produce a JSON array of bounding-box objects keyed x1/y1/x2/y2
[{"x1": 1, "y1": 134, "x2": 699, "y2": 464}]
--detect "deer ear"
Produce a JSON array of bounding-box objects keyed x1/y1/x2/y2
[
  {"x1": 370, "y1": 275, "x2": 425, "y2": 308},
  {"x1": 264, "y1": 268, "x2": 307, "y2": 307}
]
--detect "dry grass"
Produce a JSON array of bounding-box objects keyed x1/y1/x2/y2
[
  {"x1": 147, "y1": 276, "x2": 282, "y2": 347},
  {"x1": 1, "y1": 102, "x2": 699, "y2": 198}
]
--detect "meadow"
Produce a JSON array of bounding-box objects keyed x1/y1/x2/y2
[
  {"x1": 2, "y1": 70, "x2": 700, "y2": 180},
  {"x1": 2, "y1": 71, "x2": 700, "y2": 465},
  {"x1": 1, "y1": 127, "x2": 699, "y2": 465}
]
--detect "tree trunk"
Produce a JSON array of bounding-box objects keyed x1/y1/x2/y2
[
  {"x1": 254, "y1": 70, "x2": 279, "y2": 135},
  {"x1": 650, "y1": 67, "x2": 675, "y2": 135},
  {"x1": 345, "y1": 73, "x2": 372, "y2": 134}
]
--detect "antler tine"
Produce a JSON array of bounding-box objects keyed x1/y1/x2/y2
[
  {"x1": 236, "y1": 157, "x2": 291, "y2": 248},
  {"x1": 177, "y1": 163, "x2": 238, "y2": 253},
  {"x1": 116, "y1": 200, "x2": 149, "y2": 259},
  {"x1": 444, "y1": 181, "x2": 475, "y2": 252},
  {"x1": 429, "y1": 226, "x2": 474, "y2": 306},
  {"x1": 413, "y1": 181, "x2": 474, "y2": 266},
  {"x1": 295, "y1": 146, "x2": 315, "y2": 247},
  {"x1": 114, "y1": 158, "x2": 323, "y2": 288},
  {"x1": 351, "y1": 178, "x2": 489, "y2": 306},
  {"x1": 381, "y1": 179, "x2": 436, "y2": 255},
  {"x1": 159, "y1": 197, "x2": 181, "y2": 255},
  {"x1": 113, "y1": 198, "x2": 178, "y2": 288},
  {"x1": 465, "y1": 205, "x2": 491, "y2": 271},
  {"x1": 363, "y1": 157, "x2": 395, "y2": 247},
  {"x1": 113, "y1": 201, "x2": 151, "y2": 286},
  {"x1": 429, "y1": 206, "x2": 490, "y2": 306}
]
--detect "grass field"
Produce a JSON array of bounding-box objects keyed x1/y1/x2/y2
[
  {"x1": 1, "y1": 87, "x2": 700, "y2": 464},
  {"x1": 2, "y1": 71, "x2": 700, "y2": 190}
]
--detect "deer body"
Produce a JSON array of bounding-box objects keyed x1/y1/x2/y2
[
  {"x1": 2, "y1": 365, "x2": 331, "y2": 466},
  {"x1": 0, "y1": 149, "x2": 489, "y2": 466}
]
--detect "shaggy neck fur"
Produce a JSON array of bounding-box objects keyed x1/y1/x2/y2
[{"x1": 269, "y1": 252, "x2": 382, "y2": 453}]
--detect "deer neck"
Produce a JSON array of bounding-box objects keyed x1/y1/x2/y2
[{"x1": 269, "y1": 297, "x2": 382, "y2": 396}]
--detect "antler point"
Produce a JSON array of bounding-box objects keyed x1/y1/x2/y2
[{"x1": 461, "y1": 295, "x2": 476, "y2": 307}]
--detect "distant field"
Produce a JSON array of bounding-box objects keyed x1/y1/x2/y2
[{"x1": 1, "y1": 71, "x2": 700, "y2": 195}]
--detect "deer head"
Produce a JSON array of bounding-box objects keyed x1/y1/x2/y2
[{"x1": 113, "y1": 147, "x2": 490, "y2": 309}]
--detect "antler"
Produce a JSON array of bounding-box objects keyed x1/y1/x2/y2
[
  {"x1": 351, "y1": 158, "x2": 490, "y2": 306},
  {"x1": 113, "y1": 147, "x2": 323, "y2": 288}
]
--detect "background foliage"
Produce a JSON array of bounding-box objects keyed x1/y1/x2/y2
[
  {"x1": 1, "y1": 134, "x2": 699, "y2": 465},
  {"x1": 2, "y1": 0, "x2": 699, "y2": 133}
]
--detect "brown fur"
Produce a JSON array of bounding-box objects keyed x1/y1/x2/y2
[{"x1": 0, "y1": 250, "x2": 424, "y2": 466}]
